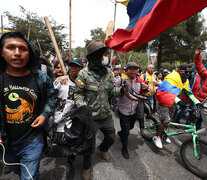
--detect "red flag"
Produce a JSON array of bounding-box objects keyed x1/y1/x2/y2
[{"x1": 105, "y1": 0, "x2": 207, "y2": 53}]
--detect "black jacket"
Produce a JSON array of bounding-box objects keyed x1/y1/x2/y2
[{"x1": 49, "y1": 106, "x2": 95, "y2": 157}]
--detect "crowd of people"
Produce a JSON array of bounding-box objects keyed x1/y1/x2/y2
[{"x1": 0, "y1": 31, "x2": 206, "y2": 180}]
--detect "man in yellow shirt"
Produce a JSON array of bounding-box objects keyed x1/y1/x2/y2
[{"x1": 141, "y1": 64, "x2": 158, "y2": 113}]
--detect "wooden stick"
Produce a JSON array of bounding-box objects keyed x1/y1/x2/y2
[
  {"x1": 1, "y1": 15, "x2": 3, "y2": 34},
  {"x1": 44, "y1": 16, "x2": 67, "y2": 75},
  {"x1": 69, "y1": 0, "x2": 72, "y2": 60},
  {"x1": 36, "y1": 39, "x2": 43, "y2": 55}
]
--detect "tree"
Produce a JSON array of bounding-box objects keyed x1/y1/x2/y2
[
  {"x1": 73, "y1": 46, "x2": 87, "y2": 58},
  {"x1": 150, "y1": 13, "x2": 207, "y2": 70},
  {"x1": 84, "y1": 27, "x2": 106, "y2": 47},
  {"x1": 74, "y1": 27, "x2": 106, "y2": 58},
  {"x1": 4, "y1": 6, "x2": 68, "y2": 55}
]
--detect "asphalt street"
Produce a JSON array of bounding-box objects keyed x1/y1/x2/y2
[{"x1": 0, "y1": 112, "x2": 202, "y2": 180}]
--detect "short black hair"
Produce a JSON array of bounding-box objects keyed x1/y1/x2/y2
[
  {"x1": 0, "y1": 32, "x2": 28, "y2": 50},
  {"x1": 54, "y1": 61, "x2": 60, "y2": 68},
  {"x1": 0, "y1": 32, "x2": 37, "y2": 72},
  {"x1": 178, "y1": 64, "x2": 188, "y2": 71}
]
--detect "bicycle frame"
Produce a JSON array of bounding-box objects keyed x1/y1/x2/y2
[{"x1": 145, "y1": 121, "x2": 201, "y2": 157}]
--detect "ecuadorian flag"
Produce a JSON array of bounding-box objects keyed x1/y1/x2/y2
[
  {"x1": 105, "y1": 0, "x2": 207, "y2": 53},
  {"x1": 156, "y1": 71, "x2": 191, "y2": 107}
]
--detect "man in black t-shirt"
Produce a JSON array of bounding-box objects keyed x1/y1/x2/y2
[{"x1": 0, "y1": 32, "x2": 56, "y2": 180}]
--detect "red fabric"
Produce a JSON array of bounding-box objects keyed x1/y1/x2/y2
[
  {"x1": 156, "y1": 89, "x2": 176, "y2": 107},
  {"x1": 136, "y1": 76, "x2": 144, "y2": 83},
  {"x1": 105, "y1": 0, "x2": 207, "y2": 53},
  {"x1": 195, "y1": 54, "x2": 207, "y2": 102},
  {"x1": 136, "y1": 76, "x2": 146, "y2": 95}
]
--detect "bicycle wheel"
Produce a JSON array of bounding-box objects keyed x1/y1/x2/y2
[{"x1": 180, "y1": 138, "x2": 207, "y2": 178}]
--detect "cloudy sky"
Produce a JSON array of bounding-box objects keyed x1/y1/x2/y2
[{"x1": 0, "y1": 0, "x2": 207, "y2": 48}]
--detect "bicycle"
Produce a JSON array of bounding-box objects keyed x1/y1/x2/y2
[
  {"x1": 142, "y1": 104, "x2": 207, "y2": 179},
  {"x1": 122, "y1": 82, "x2": 207, "y2": 178}
]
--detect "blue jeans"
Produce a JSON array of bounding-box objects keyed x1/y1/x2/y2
[
  {"x1": 112, "y1": 97, "x2": 118, "y2": 110},
  {"x1": 5, "y1": 134, "x2": 44, "y2": 180}
]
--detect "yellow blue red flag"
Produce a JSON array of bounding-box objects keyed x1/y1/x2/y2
[
  {"x1": 156, "y1": 71, "x2": 191, "y2": 107},
  {"x1": 105, "y1": 0, "x2": 207, "y2": 53}
]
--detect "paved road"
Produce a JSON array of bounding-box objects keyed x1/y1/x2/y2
[{"x1": 0, "y1": 112, "x2": 202, "y2": 180}]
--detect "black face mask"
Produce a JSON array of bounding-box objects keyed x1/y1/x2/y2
[
  {"x1": 180, "y1": 73, "x2": 188, "y2": 83},
  {"x1": 87, "y1": 49, "x2": 107, "y2": 77}
]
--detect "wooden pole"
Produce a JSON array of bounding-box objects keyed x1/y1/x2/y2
[
  {"x1": 27, "y1": 27, "x2": 30, "y2": 41},
  {"x1": 44, "y1": 16, "x2": 67, "y2": 75},
  {"x1": 36, "y1": 39, "x2": 43, "y2": 55},
  {"x1": 110, "y1": 2, "x2": 117, "y2": 66},
  {"x1": 69, "y1": 0, "x2": 72, "y2": 60},
  {"x1": 1, "y1": 15, "x2": 3, "y2": 34}
]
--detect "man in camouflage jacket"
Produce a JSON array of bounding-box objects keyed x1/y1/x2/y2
[{"x1": 74, "y1": 40, "x2": 122, "y2": 180}]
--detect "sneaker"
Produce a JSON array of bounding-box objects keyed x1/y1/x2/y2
[
  {"x1": 82, "y1": 168, "x2": 90, "y2": 180},
  {"x1": 165, "y1": 137, "x2": 171, "y2": 143},
  {"x1": 98, "y1": 146, "x2": 110, "y2": 161},
  {"x1": 121, "y1": 148, "x2": 130, "y2": 159},
  {"x1": 152, "y1": 136, "x2": 163, "y2": 149}
]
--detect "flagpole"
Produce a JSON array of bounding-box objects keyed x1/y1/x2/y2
[
  {"x1": 1, "y1": 15, "x2": 3, "y2": 34},
  {"x1": 69, "y1": 0, "x2": 72, "y2": 60},
  {"x1": 110, "y1": 2, "x2": 117, "y2": 66}
]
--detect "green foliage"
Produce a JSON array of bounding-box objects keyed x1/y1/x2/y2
[
  {"x1": 84, "y1": 27, "x2": 105, "y2": 47},
  {"x1": 160, "y1": 62, "x2": 176, "y2": 71},
  {"x1": 150, "y1": 13, "x2": 207, "y2": 69},
  {"x1": 4, "y1": 6, "x2": 68, "y2": 55},
  {"x1": 73, "y1": 46, "x2": 87, "y2": 58}
]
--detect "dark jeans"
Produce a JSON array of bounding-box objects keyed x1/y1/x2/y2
[
  {"x1": 118, "y1": 112, "x2": 137, "y2": 149},
  {"x1": 136, "y1": 101, "x2": 145, "y2": 129},
  {"x1": 174, "y1": 103, "x2": 202, "y2": 130},
  {"x1": 93, "y1": 115, "x2": 115, "y2": 152}
]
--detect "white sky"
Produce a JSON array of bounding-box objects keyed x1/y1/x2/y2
[{"x1": 0, "y1": 0, "x2": 207, "y2": 48}]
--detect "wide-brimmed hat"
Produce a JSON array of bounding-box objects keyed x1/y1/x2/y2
[
  {"x1": 68, "y1": 58, "x2": 83, "y2": 67},
  {"x1": 86, "y1": 40, "x2": 108, "y2": 57}
]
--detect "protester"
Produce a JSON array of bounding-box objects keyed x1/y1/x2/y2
[
  {"x1": 163, "y1": 69, "x2": 169, "y2": 78},
  {"x1": 173, "y1": 64, "x2": 201, "y2": 128},
  {"x1": 39, "y1": 55, "x2": 54, "y2": 80},
  {"x1": 74, "y1": 39, "x2": 122, "y2": 180},
  {"x1": 194, "y1": 46, "x2": 207, "y2": 128},
  {"x1": 82, "y1": 58, "x2": 87, "y2": 68},
  {"x1": 111, "y1": 66, "x2": 121, "y2": 112},
  {"x1": 51, "y1": 58, "x2": 95, "y2": 179},
  {"x1": 155, "y1": 64, "x2": 201, "y2": 148},
  {"x1": 53, "y1": 61, "x2": 63, "y2": 78},
  {"x1": 141, "y1": 64, "x2": 158, "y2": 113},
  {"x1": 0, "y1": 32, "x2": 56, "y2": 180},
  {"x1": 156, "y1": 71, "x2": 163, "y2": 84},
  {"x1": 117, "y1": 62, "x2": 149, "y2": 159}
]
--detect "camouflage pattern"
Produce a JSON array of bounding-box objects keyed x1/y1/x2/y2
[{"x1": 74, "y1": 67, "x2": 121, "y2": 120}]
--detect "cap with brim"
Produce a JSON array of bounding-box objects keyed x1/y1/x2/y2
[
  {"x1": 86, "y1": 40, "x2": 108, "y2": 58},
  {"x1": 126, "y1": 62, "x2": 139, "y2": 69},
  {"x1": 68, "y1": 58, "x2": 83, "y2": 67}
]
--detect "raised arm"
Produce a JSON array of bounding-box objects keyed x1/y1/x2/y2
[{"x1": 194, "y1": 47, "x2": 207, "y2": 81}]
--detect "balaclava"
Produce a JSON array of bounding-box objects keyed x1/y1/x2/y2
[{"x1": 87, "y1": 48, "x2": 107, "y2": 77}]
